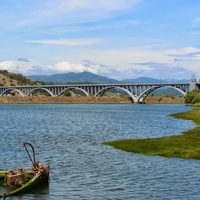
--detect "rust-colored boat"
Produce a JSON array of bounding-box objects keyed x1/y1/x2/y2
[{"x1": 0, "y1": 142, "x2": 50, "y2": 198}]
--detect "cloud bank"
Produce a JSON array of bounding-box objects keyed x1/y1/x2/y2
[{"x1": 1, "y1": 46, "x2": 200, "y2": 80}]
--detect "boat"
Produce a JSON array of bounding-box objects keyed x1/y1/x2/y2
[{"x1": 0, "y1": 142, "x2": 50, "y2": 198}]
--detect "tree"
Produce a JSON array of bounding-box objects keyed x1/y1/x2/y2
[
  {"x1": 185, "y1": 90, "x2": 200, "y2": 104},
  {"x1": 192, "y1": 93, "x2": 200, "y2": 104},
  {"x1": 64, "y1": 90, "x2": 71, "y2": 96}
]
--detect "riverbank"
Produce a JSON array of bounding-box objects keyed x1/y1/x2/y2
[
  {"x1": 104, "y1": 108, "x2": 200, "y2": 160},
  {"x1": 0, "y1": 95, "x2": 184, "y2": 104}
]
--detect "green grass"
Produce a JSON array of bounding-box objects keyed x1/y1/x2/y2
[{"x1": 104, "y1": 108, "x2": 200, "y2": 160}]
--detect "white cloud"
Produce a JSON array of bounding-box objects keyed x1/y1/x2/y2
[
  {"x1": 0, "y1": 59, "x2": 111, "y2": 77},
  {"x1": 0, "y1": 0, "x2": 141, "y2": 29},
  {"x1": 63, "y1": 0, "x2": 140, "y2": 11},
  {"x1": 50, "y1": 60, "x2": 111, "y2": 75},
  {"x1": 1, "y1": 46, "x2": 200, "y2": 80},
  {"x1": 0, "y1": 60, "x2": 32, "y2": 74},
  {"x1": 54, "y1": 61, "x2": 84, "y2": 72},
  {"x1": 27, "y1": 38, "x2": 104, "y2": 46}
]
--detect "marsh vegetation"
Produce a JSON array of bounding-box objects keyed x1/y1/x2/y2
[{"x1": 104, "y1": 108, "x2": 200, "y2": 160}]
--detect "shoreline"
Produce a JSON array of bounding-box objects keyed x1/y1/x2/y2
[
  {"x1": 0, "y1": 96, "x2": 185, "y2": 104},
  {"x1": 104, "y1": 108, "x2": 200, "y2": 160}
]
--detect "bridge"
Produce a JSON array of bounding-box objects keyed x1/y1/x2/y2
[{"x1": 0, "y1": 76, "x2": 199, "y2": 103}]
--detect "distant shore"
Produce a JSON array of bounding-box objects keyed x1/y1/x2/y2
[{"x1": 0, "y1": 95, "x2": 185, "y2": 104}]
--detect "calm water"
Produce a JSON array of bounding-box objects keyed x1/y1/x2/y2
[{"x1": 0, "y1": 104, "x2": 199, "y2": 200}]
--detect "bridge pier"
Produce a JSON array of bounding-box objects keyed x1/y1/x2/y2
[{"x1": 190, "y1": 75, "x2": 200, "y2": 90}]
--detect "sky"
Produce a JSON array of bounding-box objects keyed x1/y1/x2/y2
[{"x1": 0, "y1": 0, "x2": 200, "y2": 80}]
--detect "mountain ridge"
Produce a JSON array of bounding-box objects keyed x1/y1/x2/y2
[
  {"x1": 29, "y1": 71, "x2": 120, "y2": 84},
  {"x1": 29, "y1": 71, "x2": 190, "y2": 84},
  {"x1": 0, "y1": 70, "x2": 190, "y2": 86}
]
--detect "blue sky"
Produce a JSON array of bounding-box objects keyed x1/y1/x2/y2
[{"x1": 0, "y1": 0, "x2": 200, "y2": 80}]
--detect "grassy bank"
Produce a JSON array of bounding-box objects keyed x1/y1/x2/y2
[{"x1": 104, "y1": 108, "x2": 200, "y2": 160}]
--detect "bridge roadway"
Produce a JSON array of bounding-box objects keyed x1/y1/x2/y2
[{"x1": 0, "y1": 82, "x2": 195, "y2": 103}]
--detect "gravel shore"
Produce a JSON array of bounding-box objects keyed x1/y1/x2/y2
[{"x1": 0, "y1": 95, "x2": 185, "y2": 104}]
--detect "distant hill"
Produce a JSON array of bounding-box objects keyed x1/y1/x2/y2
[
  {"x1": 29, "y1": 72, "x2": 190, "y2": 85},
  {"x1": 121, "y1": 77, "x2": 190, "y2": 83},
  {"x1": 29, "y1": 71, "x2": 120, "y2": 84},
  {"x1": 121, "y1": 77, "x2": 167, "y2": 83},
  {"x1": 151, "y1": 87, "x2": 184, "y2": 96},
  {"x1": 0, "y1": 70, "x2": 39, "y2": 86},
  {"x1": 163, "y1": 78, "x2": 190, "y2": 83}
]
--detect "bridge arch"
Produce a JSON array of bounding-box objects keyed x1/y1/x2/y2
[
  {"x1": 95, "y1": 86, "x2": 138, "y2": 102},
  {"x1": 27, "y1": 88, "x2": 54, "y2": 96},
  {"x1": 58, "y1": 87, "x2": 89, "y2": 96},
  {"x1": 137, "y1": 85, "x2": 186, "y2": 103},
  {"x1": 168, "y1": 86, "x2": 186, "y2": 96},
  {"x1": 1, "y1": 88, "x2": 24, "y2": 96}
]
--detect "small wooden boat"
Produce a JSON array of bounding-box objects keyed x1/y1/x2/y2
[{"x1": 0, "y1": 142, "x2": 50, "y2": 198}]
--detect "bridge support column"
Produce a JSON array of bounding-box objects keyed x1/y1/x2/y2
[{"x1": 190, "y1": 75, "x2": 198, "y2": 91}]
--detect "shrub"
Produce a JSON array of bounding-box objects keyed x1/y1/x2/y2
[
  {"x1": 64, "y1": 90, "x2": 71, "y2": 96},
  {"x1": 185, "y1": 90, "x2": 200, "y2": 104},
  {"x1": 192, "y1": 93, "x2": 200, "y2": 104}
]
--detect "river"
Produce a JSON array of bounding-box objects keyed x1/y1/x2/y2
[{"x1": 0, "y1": 104, "x2": 199, "y2": 200}]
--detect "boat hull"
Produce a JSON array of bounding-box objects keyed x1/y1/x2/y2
[{"x1": 0, "y1": 165, "x2": 50, "y2": 198}]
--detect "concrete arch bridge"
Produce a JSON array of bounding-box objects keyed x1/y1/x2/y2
[{"x1": 0, "y1": 81, "x2": 197, "y2": 103}]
